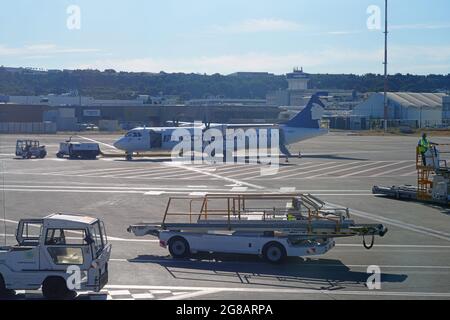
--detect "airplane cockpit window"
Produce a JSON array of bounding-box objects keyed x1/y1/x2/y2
[{"x1": 126, "y1": 132, "x2": 143, "y2": 138}]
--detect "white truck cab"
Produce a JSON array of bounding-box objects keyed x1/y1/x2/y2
[{"x1": 0, "y1": 214, "x2": 111, "y2": 299}]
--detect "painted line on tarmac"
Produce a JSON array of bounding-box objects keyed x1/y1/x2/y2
[
  {"x1": 0, "y1": 187, "x2": 378, "y2": 196},
  {"x1": 370, "y1": 163, "x2": 417, "y2": 177},
  {"x1": 165, "y1": 163, "x2": 265, "y2": 190},
  {"x1": 161, "y1": 289, "x2": 222, "y2": 300},
  {"x1": 77, "y1": 135, "x2": 119, "y2": 150},
  {"x1": 340, "y1": 161, "x2": 410, "y2": 178},
  {"x1": 104, "y1": 284, "x2": 450, "y2": 298}
]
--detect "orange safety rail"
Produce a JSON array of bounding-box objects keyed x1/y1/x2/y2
[
  {"x1": 416, "y1": 144, "x2": 450, "y2": 201},
  {"x1": 159, "y1": 193, "x2": 349, "y2": 233}
]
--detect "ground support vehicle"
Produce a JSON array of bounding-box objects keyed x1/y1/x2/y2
[
  {"x1": 374, "y1": 145, "x2": 450, "y2": 205},
  {"x1": 56, "y1": 139, "x2": 101, "y2": 160},
  {"x1": 0, "y1": 214, "x2": 111, "y2": 299},
  {"x1": 128, "y1": 194, "x2": 387, "y2": 264},
  {"x1": 15, "y1": 140, "x2": 47, "y2": 159}
]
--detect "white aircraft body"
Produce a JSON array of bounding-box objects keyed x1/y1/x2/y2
[{"x1": 113, "y1": 94, "x2": 328, "y2": 160}]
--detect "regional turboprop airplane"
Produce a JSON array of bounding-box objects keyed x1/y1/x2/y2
[{"x1": 113, "y1": 94, "x2": 328, "y2": 161}]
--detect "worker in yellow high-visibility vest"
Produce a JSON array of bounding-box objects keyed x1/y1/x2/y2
[{"x1": 418, "y1": 133, "x2": 436, "y2": 166}]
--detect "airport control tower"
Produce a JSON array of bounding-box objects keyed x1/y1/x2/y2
[{"x1": 286, "y1": 67, "x2": 310, "y2": 91}]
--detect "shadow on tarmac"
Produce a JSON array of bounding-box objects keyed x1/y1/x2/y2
[
  {"x1": 0, "y1": 289, "x2": 107, "y2": 301},
  {"x1": 129, "y1": 254, "x2": 407, "y2": 291}
]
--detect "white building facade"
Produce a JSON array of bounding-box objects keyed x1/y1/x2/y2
[{"x1": 353, "y1": 92, "x2": 447, "y2": 128}]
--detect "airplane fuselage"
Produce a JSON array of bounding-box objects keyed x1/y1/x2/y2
[{"x1": 113, "y1": 125, "x2": 328, "y2": 154}]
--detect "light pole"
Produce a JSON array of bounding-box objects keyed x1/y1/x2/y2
[{"x1": 383, "y1": 0, "x2": 389, "y2": 132}]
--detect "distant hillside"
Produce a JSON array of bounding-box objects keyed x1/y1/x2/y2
[{"x1": 0, "y1": 68, "x2": 448, "y2": 100}]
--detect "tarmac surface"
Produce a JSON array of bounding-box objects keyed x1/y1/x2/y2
[{"x1": 1, "y1": 132, "x2": 450, "y2": 300}]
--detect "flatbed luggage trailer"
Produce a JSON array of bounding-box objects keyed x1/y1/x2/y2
[
  {"x1": 373, "y1": 144, "x2": 450, "y2": 205},
  {"x1": 128, "y1": 194, "x2": 388, "y2": 263}
]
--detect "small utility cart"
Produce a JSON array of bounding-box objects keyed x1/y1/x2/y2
[
  {"x1": 0, "y1": 214, "x2": 111, "y2": 299},
  {"x1": 15, "y1": 140, "x2": 47, "y2": 159},
  {"x1": 128, "y1": 194, "x2": 388, "y2": 264}
]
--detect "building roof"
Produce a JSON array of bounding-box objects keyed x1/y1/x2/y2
[
  {"x1": 286, "y1": 67, "x2": 310, "y2": 79},
  {"x1": 386, "y1": 92, "x2": 446, "y2": 109}
]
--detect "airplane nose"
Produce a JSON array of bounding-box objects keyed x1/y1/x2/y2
[{"x1": 113, "y1": 139, "x2": 124, "y2": 150}]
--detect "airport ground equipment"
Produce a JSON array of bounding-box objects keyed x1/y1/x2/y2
[
  {"x1": 57, "y1": 138, "x2": 101, "y2": 160},
  {"x1": 128, "y1": 194, "x2": 388, "y2": 263},
  {"x1": 0, "y1": 214, "x2": 111, "y2": 299},
  {"x1": 373, "y1": 144, "x2": 450, "y2": 205},
  {"x1": 15, "y1": 140, "x2": 47, "y2": 159}
]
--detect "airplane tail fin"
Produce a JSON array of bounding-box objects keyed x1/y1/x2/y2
[{"x1": 284, "y1": 94, "x2": 325, "y2": 129}]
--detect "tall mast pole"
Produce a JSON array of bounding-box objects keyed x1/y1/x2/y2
[{"x1": 383, "y1": 0, "x2": 388, "y2": 132}]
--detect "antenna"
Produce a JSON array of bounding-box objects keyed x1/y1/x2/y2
[
  {"x1": 383, "y1": 0, "x2": 389, "y2": 132},
  {"x1": 2, "y1": 161, "x2": 6, "y2": 246}
]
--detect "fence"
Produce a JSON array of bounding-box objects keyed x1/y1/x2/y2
[{"x1": 0, "y1": 122, "x2": 57, "y2": 134}]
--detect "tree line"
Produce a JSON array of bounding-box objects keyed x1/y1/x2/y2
[{"x1": 0, "y1": 68, "x2": 448, "y2": 100}]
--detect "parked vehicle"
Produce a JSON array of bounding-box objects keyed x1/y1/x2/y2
[
  {"x1": 56, "y1": 138, "x2": 101, "y2": 160},
  {"x1": 0, "y1": 213, "x2": 111, "y2": 299},
  {"x1": 15, "y1": 140, "x2": 47, "y2": 159}
]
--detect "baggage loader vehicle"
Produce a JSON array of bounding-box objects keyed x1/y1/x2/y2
[{"x1": 128, "y1": 194, "x2": 388, "y2": 264}]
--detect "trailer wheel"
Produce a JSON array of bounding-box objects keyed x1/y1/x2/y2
[
  {"x1": 263, "y1": 242, "x2": 287, "y2": 264},
  {"x1": 42, "y1": 277, "x2": 74, "y2": 300},
  {"x1": 168, "y1": 236, "x2": 190, "y2": 258},
  {"x1": 56, "y1": 152, "x2": 64, "y2": 159}
]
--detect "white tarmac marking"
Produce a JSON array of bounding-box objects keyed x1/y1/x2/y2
[
  {"x1": 1, "y1": 185, "x2": 232, "y2": 191},
  {"x1": 77, "y1": 135, "x2": 119, "y2": 150},
  {"x1": 190, "y1": 192, "x2": 207, "y2": 196},
  {"x1": 280, "y1": 187, "x2": 296, "y2": 192},
  {"x1": 302, "y1": 161, "x2": 363, "y2": 179},
  {"x1": 127, "y1": 166, "x2": 192, "y2": 178},
  {"x1": 45, "y1": 166, "x2": 145, "y2": 176},
  {"x1": 104, "y1": 285, "x2": 450, "y2": 298},
  {"x1": 108, "y1": 290, "x2": 131, "y2": 296},
  {"x1": 132, "y1": 293, "x2": 155, "y2": 299},
  {"x1": 162, "y1": 289, "x2": 222, "y2": 300},
  {"x1": 274, "y1": 162, "x2": 359, "y2": 179},
  {"x1": 369, "y1": 163, "x2": 416, "y2": 177},
  {"x1": 401, "y1": 170, "x2": 418, "y2": 177},
  {"x1": 165, "y1": 163, "x2": 264, "y2": 190},
  {"x1": 270, "y1": 162, "x2": 336, "y2": 179},
  {"x1": 231, "y1": 187, "x2": 248, "y2": 192},
  {"x1": 145, "y1": 191, "x2": 165, "y2": 196},
  {"x1": 340, "y1": 161, "x2": 410, "y2": 178},
  {"x1": 106, "y1": 168, "x2": 163, "y2": 178}
]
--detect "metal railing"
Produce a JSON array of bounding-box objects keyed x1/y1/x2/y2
[{"x1": 160, "y1": 193, "x2": 350, "y2": 232}]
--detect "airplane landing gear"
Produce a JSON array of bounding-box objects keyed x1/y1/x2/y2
[{"x1": 126, "y1": 153, "x2": 133, "y2": 161}]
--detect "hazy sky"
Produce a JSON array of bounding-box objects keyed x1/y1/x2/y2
[{"x1": 1, "y1": 0, "x2": 449, "y2": 75}]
